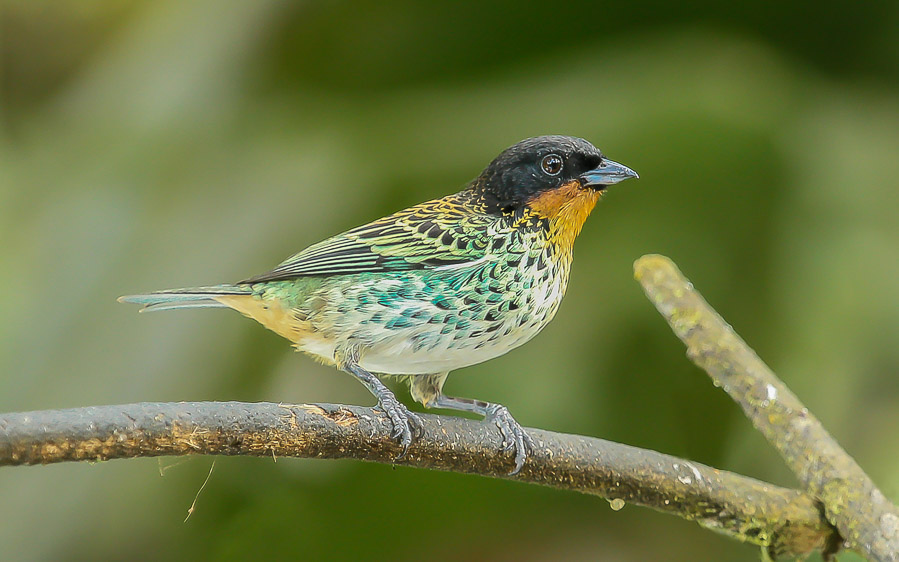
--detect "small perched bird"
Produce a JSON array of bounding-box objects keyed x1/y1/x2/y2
[{"x1": 120, "y1": 135, "x2": 637, "y2": 474}]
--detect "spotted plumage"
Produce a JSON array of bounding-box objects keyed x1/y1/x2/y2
[{"x1": 121, "y1": 135, "x2": 638, "y2": 474}]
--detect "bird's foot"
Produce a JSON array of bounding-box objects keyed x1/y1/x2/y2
[
  {"x1": 376, "y1": 394, "x2": 422, "y2": 458},
  {"x1": 337, "y1": 354, "x2": 422, "y2": 459},
  {"x1": 485, "y1": 404, "x2": 535, "y2": 475}
]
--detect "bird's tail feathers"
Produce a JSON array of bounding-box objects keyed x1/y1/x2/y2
[{"x1": 118, "y1": 284, "x2": 252, "y2": 312}]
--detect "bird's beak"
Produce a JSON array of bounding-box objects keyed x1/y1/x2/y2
[{"x1": 579, "y1": 159, "x2": 639, "y2": 190}]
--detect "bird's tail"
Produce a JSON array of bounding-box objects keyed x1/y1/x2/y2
[{"x1": 118, "y1": 284, "x2": 252, "y2": 312}]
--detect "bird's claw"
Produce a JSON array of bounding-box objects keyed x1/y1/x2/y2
[
  {"x1": 377, "y1": 395, "x2": 422, "y2": 458},
  {"x1": 486, "y1": 404, "x2": 535, "y2": 475}
]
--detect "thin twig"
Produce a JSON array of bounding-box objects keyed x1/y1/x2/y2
[
  {"x1": 635, "y1": 253, "x2": 898, "y2": 561},
  {"x1": 0, "y1": 400, "x2": 834, "y2": 557},
  {"x1": 184, "y1": 460, "x2": 215, "y2": 522}
]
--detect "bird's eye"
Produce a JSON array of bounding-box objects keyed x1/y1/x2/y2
[{"x1": 541, "y1": 154, "x2": 563, "y2": 176}]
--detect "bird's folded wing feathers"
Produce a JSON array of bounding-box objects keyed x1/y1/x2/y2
[{"x1": 240, "y1": 195, "x2": 494, "y2": 283}]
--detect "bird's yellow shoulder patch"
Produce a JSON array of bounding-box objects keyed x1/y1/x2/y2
[{"x1": 525, "y1": 180, "x2": 600, "y2": 252}]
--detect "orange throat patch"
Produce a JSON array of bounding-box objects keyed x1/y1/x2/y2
[{"x1": 524, "y1": 180, "x2": 601, "y2": 254}]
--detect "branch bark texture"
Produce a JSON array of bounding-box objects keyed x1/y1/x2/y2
[
  {"x1": 635, "y1": 254, "x2": 899, "y2": 561},
  {"x1": 1, "y1": 400, "x2": 832, "y2": 557}
]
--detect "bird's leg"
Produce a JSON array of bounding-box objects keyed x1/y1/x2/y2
[
  {"x1": 336, "y1": 350, "x2": 421, "y2": 456},
  {"x1": 430, "y1": 393, "x2": 535, "y2": 476},
  {"x1": 409, "y1": 374, "x2": 533, "y2": 474}
]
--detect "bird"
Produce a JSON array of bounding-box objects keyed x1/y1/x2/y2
[{"x1": 120, "y1": 135, "x2": 637, "y2": 474}]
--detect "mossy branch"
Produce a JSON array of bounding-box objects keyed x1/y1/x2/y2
[
  {"x1": 1, "y1": 400, "x2": 833, "y2": 558},
  {"x1": 635, "y1": 254, "x2": 899, "y2": 561}
]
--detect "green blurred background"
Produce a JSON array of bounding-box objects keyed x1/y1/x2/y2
[{"x1": 2, "y1": 1, "x2": 898, "y2": 560}]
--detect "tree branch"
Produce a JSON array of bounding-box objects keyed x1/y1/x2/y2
[
  {"x1": 635, "y1": 254, "x2": 899, "y2": 561},
  {"x1": 0, "y1": 400, "x2": 833, "y2": 557}
]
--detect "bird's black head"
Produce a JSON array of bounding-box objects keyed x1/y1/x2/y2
[{"x1": 474, "y1": 135, "x2": 637, "y2": 215}]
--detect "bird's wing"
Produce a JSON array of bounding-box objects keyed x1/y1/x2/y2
[{"x1": 240, "y1": 194, "x2": 494, "y2": 283}]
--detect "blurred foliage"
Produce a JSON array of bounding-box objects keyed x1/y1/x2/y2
[{"x1": 1, "y1": 1, "x2": 897, "y2": 560}]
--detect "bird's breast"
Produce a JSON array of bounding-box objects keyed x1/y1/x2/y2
[
  {"x1": 229, "y1": 237, "x2": 573, "y2": 376},
  {"x1": 309, "y1": 243, "x2": 570, "y2": 374}
]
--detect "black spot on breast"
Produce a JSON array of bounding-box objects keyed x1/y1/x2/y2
[
  {"x1": 386, "y1": 317, "x2": 412, "y2": 330},
  {"x1": 433, "y1": 296, "x2": 453, "y2": 310},
  {"x1": 377, "y1": 295, "x2": 399, "y2": 308}
]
